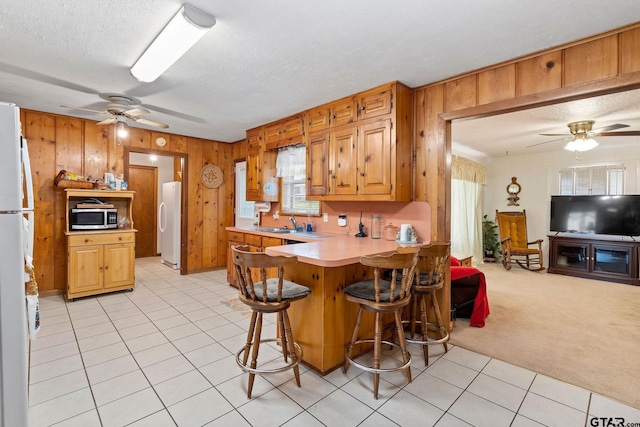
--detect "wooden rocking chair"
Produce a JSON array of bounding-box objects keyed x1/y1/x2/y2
[{"x1": 495, "y1": 210, "x2": 544, "y2": 271}]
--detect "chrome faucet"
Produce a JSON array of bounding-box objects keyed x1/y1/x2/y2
[{"x1": 289, "y1": 215, "x2": 297, "y2": 230}]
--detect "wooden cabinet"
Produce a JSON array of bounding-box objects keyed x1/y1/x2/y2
[
  {"x1": 248, "y1": 80, "x2": 412, "y2": 203},
  {"x1": 226, "y1": 230, "x2": 283, "y2": 287},
  {"x1": 246, "y1": 128, "x2": 264, "y2": 201},
  {"x1": 264, "y1": 114, "x2": 304, "y2": 150},
  {"x1": 246, "y1": 127, "x2": 279, "y2": 202},
  {"x1": 65, "y1": 190, "x2": 136, "y2": 300},
  {"x1": 548, "y1": 235, "x2": 640, "y2": 285},
  {"x1": 306, "y1": 81, "x2": 412, "y2": 201}
]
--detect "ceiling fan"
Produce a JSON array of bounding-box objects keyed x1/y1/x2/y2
[
  {"x1": 61, "y1": 93, "x2": 169, "y2": 130},
  {"x1": 527, "y1": 120, "x2": 640, "y2": 151}
]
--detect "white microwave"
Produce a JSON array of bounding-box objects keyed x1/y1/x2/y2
[{"x1": 70, "y1": 208, "x2": 118, "y2": 230}]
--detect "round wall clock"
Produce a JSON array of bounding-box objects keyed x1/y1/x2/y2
[{"x1": 201, "y1": 164, "x2": 223, "y2": 189}]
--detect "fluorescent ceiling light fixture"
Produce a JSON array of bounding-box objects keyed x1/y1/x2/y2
[
  {"x1": 564, "y1": 135, "x2": 598, "y2": 152},
  {"x1": 130, "y1": 4, "x2": 216, "y2": 83}
]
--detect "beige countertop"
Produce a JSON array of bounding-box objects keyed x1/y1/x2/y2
[{"x1": 227, "y1": 226, "x2": 425, "y2": 267}]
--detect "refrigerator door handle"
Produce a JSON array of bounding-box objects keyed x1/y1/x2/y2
[
  {"x1": 159, "y1": 202, "x2": 166, "y2": 232},
  {"x1": 21, "y1": 137, "x2": 34, "y2": 211}
]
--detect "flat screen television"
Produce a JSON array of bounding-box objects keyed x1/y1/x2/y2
[{"x1": 550, "y1": 195, "x2": 640, "y2": 236}]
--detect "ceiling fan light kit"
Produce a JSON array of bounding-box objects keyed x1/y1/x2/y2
[
  {"x1": 531, "y1": 119, "x2": 635, "y2": 152},
  {"x1": 116, "y1": 116, "x2": 129, "y2": 138},
  {"x1": 564, "y1": 135, "x2": 598, "y2": 152},
  {"x1": 130, "y1": 4, "x2": 216, "y2": 83}
]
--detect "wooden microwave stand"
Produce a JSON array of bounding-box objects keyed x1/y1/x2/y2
[{"x1": 64, "y1": 189, "x2": 136, "y2": 301}]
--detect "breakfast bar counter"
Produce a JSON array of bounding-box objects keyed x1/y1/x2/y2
[{"x1": 264, "y1": 235, "x2": 421, "y2": 374}]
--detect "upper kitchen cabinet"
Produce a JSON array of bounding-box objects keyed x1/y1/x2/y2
[
  {"x1": 246, "y1": 127, "x2": 264, "y2": 201},
  {"x1": 356, "y1": 85, "x2": 392, "y2": 121},
  {"x1": 264, "y1": 114, "x2": 304, "y2": 150},
  {"x1": 246, "y1": 127, "x2": 277, "y2": 202},
  {"x1": 306, "y1": 81, "x2": 413, "y2": 202}
]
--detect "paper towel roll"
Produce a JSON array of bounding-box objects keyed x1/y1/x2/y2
[{"x1": 400, "y1": 224, "x2": 411, "y2": 241}]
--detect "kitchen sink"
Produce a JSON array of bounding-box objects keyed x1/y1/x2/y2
[{"x1": 252, "y1": 227, "x2": 337, "y2": 238}]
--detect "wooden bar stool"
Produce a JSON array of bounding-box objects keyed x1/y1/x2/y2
[
  {"x1": 343, "y1": 248, "x2": 419, "y2": 399},
  {"x1": 231, "y1": 245, "x2": 311, "y2": 399},
  {"x1": 402, "y1": 243, "x2": 450, "y2": 366}
]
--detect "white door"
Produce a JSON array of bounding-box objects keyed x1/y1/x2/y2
[{"x1": 235, "y1": 162, "x2": 255, "y2": 228}]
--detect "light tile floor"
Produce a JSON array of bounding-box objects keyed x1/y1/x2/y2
[{"x1": 28, "y1": 257, "x2": 640, "y2": 426}]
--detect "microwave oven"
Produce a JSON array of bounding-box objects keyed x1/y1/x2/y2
[{"x1": 70, "y1": 208, "x2": 118, "y2": 230}]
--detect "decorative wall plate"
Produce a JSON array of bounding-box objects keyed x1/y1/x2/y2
[{"x1": 201, "y1": 164, "x2": 223, "y2": 189}]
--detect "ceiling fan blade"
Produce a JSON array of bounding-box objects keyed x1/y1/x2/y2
[
  {"x1": 526, "y1": 136, "x2": 571, "y2": 148},
  {"x1": 60, "y1": 105, "x2": 106, "y2": 114},
  {"x1": 132, "y1": 117, "x2": 169, "y2": 129},
  {"x1": 597, "y1": 130, "x2": 640, "y2": 137},
  {"x1": 97, "y1": 117, "x2": 116, "y2": 125},
  {"x1": 123, "y1": 107, "x2": 150, "y2": 117},
  {"x1": 539, "y1": 133, "x2": 569, "y2": 136},
  {"x1": 592, "y1": 123, "x2": 629, "y2": 133}
]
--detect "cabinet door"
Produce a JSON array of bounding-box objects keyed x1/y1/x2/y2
[
  {"x1": 281, "y1": 116, "x2": 304, "y2": 140},
  {"x1": 330, "y1": 127, "x2": 357, "y2": 196},
  {"x1": 306, "y1": 107, "x2": 330, "y2": 132},
  {"x1": 265, "y1": 122, "x2": 283, "y2": 145},
  {"x1": 592, "y1": 244, "x2": 632, "y2": 277},
  {"x1": 69, "y1": 245, "x2": 104, "y2": 293},
  {"x1": 246, "y1": 145, "x2": 262, "y2": 201},
  {"x1": 104, "y1": 243, "x2": 135, "y2": 289},
  {"x1": 307, "y1": 130, "x2": 330, "y2": 197},
  {"x1": 330, "y1": 98, "x2": 357, "y2": 127},
  {"x1": 553, "y1": 241, "x2": 589, "y2": 272},
  {"x1": 358, "y1": 119, "x2": 391, "y2": 196},
  {"x1": 357, "y1": 86, "x2": 391, "y2": 121}
]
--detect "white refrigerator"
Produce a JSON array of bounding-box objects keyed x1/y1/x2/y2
[
  {"x1": 159, "y1": 181, "x2": 181, "y2": 269},
  {"x1": 0, "y1": 102, "x2": 31, "y2": 426}
]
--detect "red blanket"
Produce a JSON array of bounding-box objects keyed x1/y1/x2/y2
[{"x1": 451, "y1": 257, "x2": 490, "y2": 327}]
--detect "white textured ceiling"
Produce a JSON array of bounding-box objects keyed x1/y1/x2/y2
[{"x1": 1, "y1": 1, "x2": 640, "y2": 154}]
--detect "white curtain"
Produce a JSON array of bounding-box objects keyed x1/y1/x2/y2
[
  {"x1": 451, "y1": 155, "x2": 486, "y2": 264},
  {"x1": 276, "y1": 145, "x2": 306, "y2": 179}
]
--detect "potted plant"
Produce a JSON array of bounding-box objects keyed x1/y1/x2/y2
[{"x1": 482, "y1": 215, "x2": 501, "y2": 262}]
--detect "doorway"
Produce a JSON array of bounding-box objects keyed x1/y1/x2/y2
[
  {"x1": 127, "y1": 151, "x2": 184, "y2": 270},
  {"x1": 128, "y1": 165, "x2": 158, "y2": 257},
  {"x1": 235, "y1": 161, "x2": 256, "y2": 228}
]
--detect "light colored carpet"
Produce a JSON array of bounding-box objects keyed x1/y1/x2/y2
[{"x1": 449, "y1": 262, "x2": 640, "y2": 409}]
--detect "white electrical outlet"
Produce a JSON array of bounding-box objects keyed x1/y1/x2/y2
[{"x1": 323, "y1": 213, "x2": 328, "y2": 222}]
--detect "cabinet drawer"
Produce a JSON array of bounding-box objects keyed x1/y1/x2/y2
[
  {"x1": 68, "y1": 232, "x2": 135, "y2": 247},
  {"x1": 262, "y1": 237, "x2": 283, "y2": 247},
  {"x1": 228, "y1": 231, "x2": 245, "y2": 243},
  {"x1": 244, "y1": 233, "x2": 262, "y2": 247}
]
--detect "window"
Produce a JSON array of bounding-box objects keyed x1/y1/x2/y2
[
  {"x1": 276, "y1": 145, "x2": 320, "y2": 215},
  {"x1": 559, "y1": 164, "x2": 625, "y2": 195}
]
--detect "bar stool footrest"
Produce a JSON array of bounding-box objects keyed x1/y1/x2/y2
[
  {"x1": 236, "y1": 338, "x2": 303, "y2": 375},
  {"x1": 401, "y1": 320, "x2": 450, "y2": 346},
  {"x1": 345, "y1": 339, "x2": 411, "y2": 374}
]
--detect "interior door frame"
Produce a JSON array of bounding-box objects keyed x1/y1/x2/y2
[
  {"x1": 124, "y1": 147, "x2": 188, "y2": 275},
  {"x1": 439, "y1": 82, "x2": 640, "y2": 248}
]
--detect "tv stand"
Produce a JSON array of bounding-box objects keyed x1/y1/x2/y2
[{"x1": 548, "y1": 235, "x2": 640, "y2": 286}]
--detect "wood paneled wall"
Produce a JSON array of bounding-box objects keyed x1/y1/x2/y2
[
  {"x1": 413, "y1": 23, "x2": 640, "y2": 243},
  {"x1": 22, "y1": 109, "x2": 244, "y2": 294}
]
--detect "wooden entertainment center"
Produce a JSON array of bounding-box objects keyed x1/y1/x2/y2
[{"x1": 548, "y1": 235, "x2": 640, "y2": 285}]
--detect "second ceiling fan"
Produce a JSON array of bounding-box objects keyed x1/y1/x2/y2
[{"x1": 528, "y1": 120, "x2": 640, "y2": 151}]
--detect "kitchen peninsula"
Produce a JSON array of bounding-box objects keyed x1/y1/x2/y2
[{"x1": 227, "y1": 226, "x2": 424, "y2": 374}]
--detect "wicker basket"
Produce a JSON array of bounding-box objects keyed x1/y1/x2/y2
[{"x1": 54, "y1": 170, "x2": 94, "y2": 189}]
